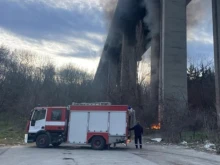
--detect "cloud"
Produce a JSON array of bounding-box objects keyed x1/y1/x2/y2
[
  {"x1": 188, "y1": 30, "x2": 213, "y2": 45},
  {"x1": 7, "y1": 0, "x2": 102, "y2": 11},
  {"x1": 0, "y1": 27, "x2": 105, "y2": 58},
  {"x1": 187, "y1": 0, "x2": 214, "y2": 66},
  {"x1": 0, "y1": 0, "x2": 108, "y2": 72},
  {"x1": 0, "y1": 27, "x2": 75, "y2": 56},
  {"x1": 187, "y1": 0, "x2": 211, "y2": 29},
  {"x1": 99, "y1": 0, "x2": 118, "y2": 23},
  {"x1": 187, "y1": 26, "x2": 214, "y2": 66},
  {"x1": 0, "y1": 0, "x2": 106, "y2": 39},
  {"x1": 84, "y1": 32, "x2": 106, "y2": 43},
  {"x1": 0, "y1": 0, "x2": 215, "y2": 72},
  {"x1": 187, "y1": 0, "x2": 213, "y2": 44},
  {"x1": 0, "y1": 27, "x2": 100, "y2": 72}
]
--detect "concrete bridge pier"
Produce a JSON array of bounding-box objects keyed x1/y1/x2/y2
[
  {"x1": 120, "y1": 28, "x2": 137, "y2": 105},
  {"x1": 150, "y1": 0, "x2": 161, "y2": 123},
  {"x1": 160, "y1": 0, "x2": 188, "y2": 118}
]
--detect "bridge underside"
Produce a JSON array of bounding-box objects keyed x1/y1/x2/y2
[
  {"x1": 94, "y1": 0, "x2": 149, "y2": 105},
  {"x1": 94, "y1": 0, "x2": 188, "y2": 121},
  {"x1": 94, "y1": 0, "x2": 220, "y2": 126}
]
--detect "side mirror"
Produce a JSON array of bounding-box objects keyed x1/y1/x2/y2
[{"x1": 31, "y1": 120, "x2": 36, "y2": 126}]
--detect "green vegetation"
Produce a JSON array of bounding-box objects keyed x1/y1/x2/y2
[
  {"x1": 0, "y1": 46, "x2": 219, "y2": 148},
  {"x1": 0, "y1": 46, "x2": 94, "y2": 145},
  {"x1": 181, "y1": 131, "x2": 208, "y2": 142},
  {"x1": 0, "y1": 120, "x2": 24, "y2": 145}
]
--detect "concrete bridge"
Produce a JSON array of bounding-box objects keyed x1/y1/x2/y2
[{"x1": 94, "y1": 0, "x2": 220, "y2": 126}]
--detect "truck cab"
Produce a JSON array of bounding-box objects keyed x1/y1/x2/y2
[{"x1": 25, "y1": 107, "x2": 67, "y2": 147}]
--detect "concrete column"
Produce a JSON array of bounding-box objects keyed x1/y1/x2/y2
[
  {"x1": 161, "y1": 0, "x2": 188, "y2": 112},
  {"x1": 106, "y1": 47, "x2": 121, "y2": 104},
  {"x1": 151, "y1": 36, "x2": 160, "y2": 104},
  {"x1": 212, "y1": 0, "x2": 220, "y2": 127},
  {"x1": 120, "y1": 31, "x2": 137, "y2": 105},
  {"x1": 93, "y1": 26, "x2": 122, "y2": 103},
  {"x1": 93, "y1": 51, "x2": 110, "y2": 102},
  {"x1": 150, "y1": 0, "x2": 161, "y2": 123}
]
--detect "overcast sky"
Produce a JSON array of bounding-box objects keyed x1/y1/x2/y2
[
  {"x1": 187, "y1": 0, "x2": 214, "y2": 67},
  {"x1": 0, "y1": 0, "x2": 214, "y2": 72}
]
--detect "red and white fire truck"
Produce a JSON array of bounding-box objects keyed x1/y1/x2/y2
[{"x1": 25, "y1": 102, "x2": 136, "y2": 150}]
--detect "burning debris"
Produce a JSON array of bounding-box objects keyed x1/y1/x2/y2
[{"x1": 151, "y1": 123, "x2": 161, "y2": 130}]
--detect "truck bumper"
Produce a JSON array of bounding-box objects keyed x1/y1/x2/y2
[
  {"x1": 24, "y1": 134, "x2": 28, "y2": 143},
  {"x1": 24, "y1": 133, "x2": 35, "y2": 143}
]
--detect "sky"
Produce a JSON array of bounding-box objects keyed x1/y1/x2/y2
[
  {"x1": 0, "y1": 0, "x2": 214, "y2": 73},
  {"x1": 187, "y1": 0, "x2": 214, "y2": 67},
  {"x1": 0, "y1": 0, "x2": 107, "y2": 73}
]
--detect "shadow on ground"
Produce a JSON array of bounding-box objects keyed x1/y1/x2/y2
[{"x1": 27, "y1": 144, "x2": 132, "y2": 151}]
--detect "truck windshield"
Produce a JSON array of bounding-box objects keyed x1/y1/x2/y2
[{"x1": 32, "y1": 109, "x2": 46, "y2": 121}]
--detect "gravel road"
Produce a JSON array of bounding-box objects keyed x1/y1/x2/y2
[{"x1": 0, "y1": 143, "x2": 220, "y2": 165}]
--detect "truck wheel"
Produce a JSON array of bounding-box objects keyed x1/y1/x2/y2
[
  {"x1": 52, "y1": 142, "x2": 62, "y2": 147},
  {"x1": 36, "y1": 134, "x2": 50, "y2": 148},
  {"x1": 91, "y1": 136, "x2": 105, "y2": 150}
]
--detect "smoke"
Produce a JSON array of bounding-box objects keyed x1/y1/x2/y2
[
  {"x1": 100, "y1": 0, "x2": 210, "y2": 33},
  {"x1": 142, "y1": 0, "x2": 210, "y2": 35},
  {"x1": 100, "y1": 0, "x2": 118, "y2": 24},
  {"x1": 187, "y1": 0, "x2": 211, "y2": 30},
  {"x1": 142, "y1": 0, "x2": 160, "y2": 107},
  {"x1": 143, "y1": 0, "x2": 160, "y2": 39}
]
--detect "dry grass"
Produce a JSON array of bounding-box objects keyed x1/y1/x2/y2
[{"x1": 0, "y1": 118, "x2": 25, "y2": 146}]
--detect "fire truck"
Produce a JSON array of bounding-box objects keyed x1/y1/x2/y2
[{"x1": 24, "y1": 102, "x2": 136, "y2": 150}]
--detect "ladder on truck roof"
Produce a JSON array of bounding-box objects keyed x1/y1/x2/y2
[{"x1": 72, "y1": 102, "x2": 112, "y2": 106}]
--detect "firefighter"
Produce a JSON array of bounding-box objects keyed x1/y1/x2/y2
[{"x1": 129, "y1": 121, "x2": 143, "y2": 149}]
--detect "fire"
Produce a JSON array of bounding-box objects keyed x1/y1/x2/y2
[
  {"x1": 126, "y1": 139, "x2": 131, "y2": 144},
  {"x1": 151, "y1": 123, "x2": 161, "y2": 130}
]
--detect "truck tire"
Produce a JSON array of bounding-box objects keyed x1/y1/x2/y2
[
  {"x1": 52, "y1": 142, "x2": 62, "y2": 147},
  {"x1": 91, "y1": 136, "x2": 105, "y2": 150},
  {"x1": 36, "y1": 134, "x2": 50, "y2": 148}
]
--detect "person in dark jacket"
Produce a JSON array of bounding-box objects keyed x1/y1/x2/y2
[{"x1": 129, "y1": 121, "x2": 143, "y2": 149}]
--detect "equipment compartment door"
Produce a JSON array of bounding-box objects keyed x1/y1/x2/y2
[
  {"x1": 109, "y1": 112, "x2": 126, "y2": 136},
  {"x1": 89, "y1": 112, "x2": 108, "y2": 132},
  {"x1": 68, "y1": 111, "x2": 88, "y2": 144}
]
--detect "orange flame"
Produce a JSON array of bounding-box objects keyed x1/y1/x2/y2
[
  {"x1": 151, "y1": 123, "x2": 161, "y2": 130},
  {"x1": 126, "y1": 139, "x2": 131, "y2": 144}
]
